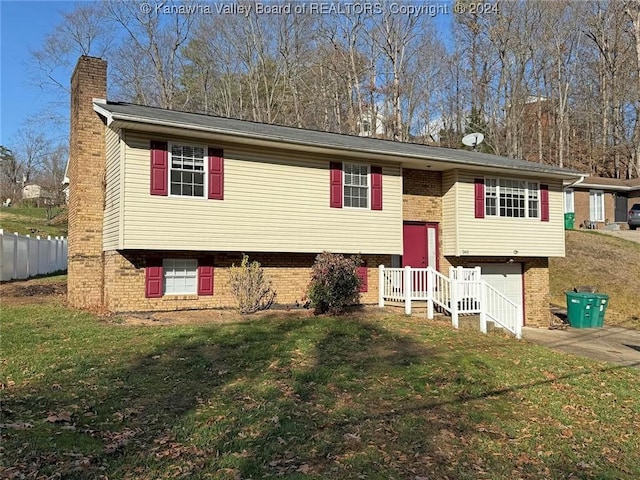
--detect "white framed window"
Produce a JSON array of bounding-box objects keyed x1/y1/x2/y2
[
  {"x1": 163, "y1": 259, "x2": 198, "y2": 295},
  {"x1": 343, "y1": 163, "x2": 369, "y2": 208},
  {"x1": 170, "y1": 143, "x2": 206, "y2": 197},
  {"x1": 589, "y1": 190, "x2": 604, "y2": 221},
  {"x1": 486, "y1": 178, "x2": 498, "y2": 215},
  {"x1": 486, "y1": 178, "x2": 539, "y2": 218},
  {"x1": 527, "y1": 182, "x2": 539, "y2": 218},
  {"x1": 564, "y1": 189, "x2": 574, "y2": 213}
]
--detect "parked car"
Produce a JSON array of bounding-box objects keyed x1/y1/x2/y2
[{"x1": 629, "y1": 203, "x2": 640, "y2": 230}]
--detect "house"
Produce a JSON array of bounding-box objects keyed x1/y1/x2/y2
[
  {"x1": 357, "y1": 110, "x2": 387, "y2": 138},
  {"x1": 22, "y1": 184, "x2": 56, "y2": 207},
  {"x1": 22, "y1": 184, "x2": 43, "y2": 200},
  {"x1": 68, "y1": 56, "x2": 584, "y2": 328},
  {"x1": 564, "y1": 177, "x2": 640, "y2": 228}
]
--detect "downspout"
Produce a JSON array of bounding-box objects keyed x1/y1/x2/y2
[{"x1": 566, "y1": 175, "x2": 585, "y2": 188}]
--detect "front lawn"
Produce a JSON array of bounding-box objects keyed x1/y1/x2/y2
[{"x1": 2, "y1": 305, "x2": 639, "y2": 479}]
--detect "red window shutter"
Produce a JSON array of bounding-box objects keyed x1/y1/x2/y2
[
  {"x1": 150, "y1": 141, "x2": 168, "y2": 196},
  {"x1": 208, "y1": 148, "x2": 224, "y2": 200},
  {"x1": 330, "y1": 162, "x2": 342, "y2": 208},
  {"x1": 357, "y1": 266, "x2": 368, "y2": 292},
  {"x1": 540, "y1": 184, "x2": 550, "y2": 222},
  {"x1": 371, "y1": 166, "x2": 383, "y2": 210},
  {"x1": 145, "y1": 265, "x2": 163, "y2": 298},
  {"x1": 198, "y1": 265, "x2": 214, "y2": 296},
  {"x1": 474, "y1": 178, "x2": 485, "y2": 219}
]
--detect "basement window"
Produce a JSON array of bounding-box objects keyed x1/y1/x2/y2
[{"x1": 163, "y1": 259, "x2": 198, "y2": 295}]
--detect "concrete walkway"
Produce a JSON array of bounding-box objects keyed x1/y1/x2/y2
[{"x1": 523, "y1": 326, "x2": 640, "y2": 369}]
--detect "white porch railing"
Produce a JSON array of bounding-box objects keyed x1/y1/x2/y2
[
  {"x1": 482, "y1": 282, "x2": 522, "y2": 339},
  {"x1": 378, "y1": 265, "x2": 522, "y2": 339}
]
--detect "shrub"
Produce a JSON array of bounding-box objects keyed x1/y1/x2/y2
[
  {"x1": 307, "y1": 252, "x2": 362, "y2": 315},
  {"x1": 228, "y1": 255, "x2": 276, "y2": 314}
]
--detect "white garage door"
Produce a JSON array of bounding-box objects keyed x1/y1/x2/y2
[{"x1": 477, "y1": 263, "x2": 524, "y2": 325}]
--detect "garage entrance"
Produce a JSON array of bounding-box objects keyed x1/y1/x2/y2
[{"x1": 477, "y1": 263, "x2": 524, "y2": 325}]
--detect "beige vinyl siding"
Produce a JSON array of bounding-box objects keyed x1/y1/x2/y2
[
  {"x1": 441, "y1": 171, "x2": 458, "y2": 256},
  {"x1": 103, "y1": 127, "x2": 121, "y2": 250},
  {"x1": 443, "y1": 170, "x2": 565, "y2": 257},
  {"x1": 119, "y1": 132, "x2": 403, "y2": 254}
]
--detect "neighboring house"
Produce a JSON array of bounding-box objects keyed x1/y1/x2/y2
[
  {"x1": 68, "y1": 56, "x2": 584, "y2": 328},
  {"x1": 21, "y1": 184, "x2": 57, "y2": 207},
  {"x1": 22, "y1": 184, "x2": 43, "y2": 200},
  {"x1": 357, "y1": 110, "x2": 387, "y2": 138},
  {"x1": 62, "y1": 157, "x2": 70, "y2": 204},
  {"x1": 564, "y1": 177, "x2": 640, "y2": 228}
]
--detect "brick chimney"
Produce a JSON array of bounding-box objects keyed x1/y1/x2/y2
[{"x1": 68, "y1": 56, "x2": 107, "y2": 309}]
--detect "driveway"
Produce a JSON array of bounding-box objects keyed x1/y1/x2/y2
[
  {"x1": 523, "y1": 326, "x2": 640, "y2": 369},
  {"x1": 598, "y1": 229, "x2": 640, "y2": 243}
]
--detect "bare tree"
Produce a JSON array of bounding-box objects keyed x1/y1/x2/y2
[
  {"x1": 12, "y1": 128, "x2": 50, "y2": 186},
  {"x1": 106, "y1": 0, "x2": 194, "y2": 109},
  {"x1": 0, "y1": 146, "x2": 21, "y2": 203},
  {"x1": 624, "y1": 0, "x2": 640, "y2": 177},
  {"x1": 36, "y1": 143, "x2": 68, "y2": 206}
]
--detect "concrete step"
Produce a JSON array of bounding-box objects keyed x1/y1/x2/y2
[
  {"x1": 383, "y1": 301, "x2": 442, "y2": 317},
  {"x1": 458, "y1": 315, "x2": 505, "y2": 333}
]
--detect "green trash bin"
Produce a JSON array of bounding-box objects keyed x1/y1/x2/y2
[
  {"x1": 591, "y1": 293, "x2": 609, "y2": 328},
  {"x1": 564, "y1": 212, "x2": 575, "y2": 230},
  {"x1": 566, "y1": 292, "x2": 596, "y2": 328}
]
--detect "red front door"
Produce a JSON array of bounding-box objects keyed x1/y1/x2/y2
[
  {"x1": 403, "y1": 223, "x2": 427, "y2": 267},
  {"x1": 402, "y1": 222, "x2": 438, "y2": 268}
]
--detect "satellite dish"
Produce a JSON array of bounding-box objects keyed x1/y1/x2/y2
[{"x1": 462, "y1": 132, "x2": 485, "y2": 150}]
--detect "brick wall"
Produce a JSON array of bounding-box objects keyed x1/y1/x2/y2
[
  {"x1": 574, "y1": 188, "x2": 618, "y2": 228},
  {"x1": 401, "y1": 169, "x2": 452, "y2": 273},
  {"x1": 68, "y1": 56, "x2": 107, "y2": 309},
  {"x1": 446, "y1": 256, "x2": 550, "y2": 327},
  {"x1": 403, "y1": 169, "x2": 442, "y2": 222},
  {"x1": 104, "y1": 251, "x2": 391, "y2": 313}
]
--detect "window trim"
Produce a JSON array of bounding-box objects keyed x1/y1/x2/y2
[
  {"x1": 168, "y1": 142, "x2": 208, "y2": 199},
  {"x1": 484, "y1": 177, "x2": 541, "y2": 219},
  {"x1": 163, "y1": 258, "x2": 198, "y2": 295},
  {"x1": 589, "y1": 189, "x2": 605, "y2": 222},
  {"x1": 342, "y1": 162, "x2": 370, "y2": 209},
  {"x1": 564, "y1": 189, "x2": 574, "y2": 213}
]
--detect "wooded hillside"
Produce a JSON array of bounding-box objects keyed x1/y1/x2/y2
[{"x1": 21, "y1": 1, "x2": 640, "y2": 179}]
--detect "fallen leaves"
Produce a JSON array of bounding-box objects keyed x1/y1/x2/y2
[
  {"x1": 0, "y1": 421, "x2": 33, "y2": 430},
  {"x1": 103, "y1": 428, "x2": 138, "y2": 454},
  {"x1": 45, "y1": 411, "x2": 72, "y2": 423}
]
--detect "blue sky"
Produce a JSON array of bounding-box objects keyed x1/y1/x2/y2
[
  {"x1": 1, "y1": 1, "x2": 78, "y2": 145},
  {"x1": 1, "y1": 1, "x2": 454, "y2": 147}
]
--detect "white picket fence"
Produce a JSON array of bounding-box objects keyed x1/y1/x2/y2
[
  {"x1": 0, "y1": 229, "x2": 68, "y2": 281},
  {"x1": 378, "y1": 265, "x2": 522, "y2": 339}
]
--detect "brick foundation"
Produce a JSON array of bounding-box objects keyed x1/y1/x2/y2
[{"x1": 104, "y1": 250, "x2": 391, "y2": 313}]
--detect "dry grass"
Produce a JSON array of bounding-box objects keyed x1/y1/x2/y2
[
  {"x1": 0, "y1": 206, "x2": 68, "y2": 237},
  {"x1": 550, "y1": 231, "x2": 640, "y2": 329}
]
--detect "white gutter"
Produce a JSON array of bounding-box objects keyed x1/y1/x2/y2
[{"x1": 576, "y1": 182, "x2": 636, "y2": 191}]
